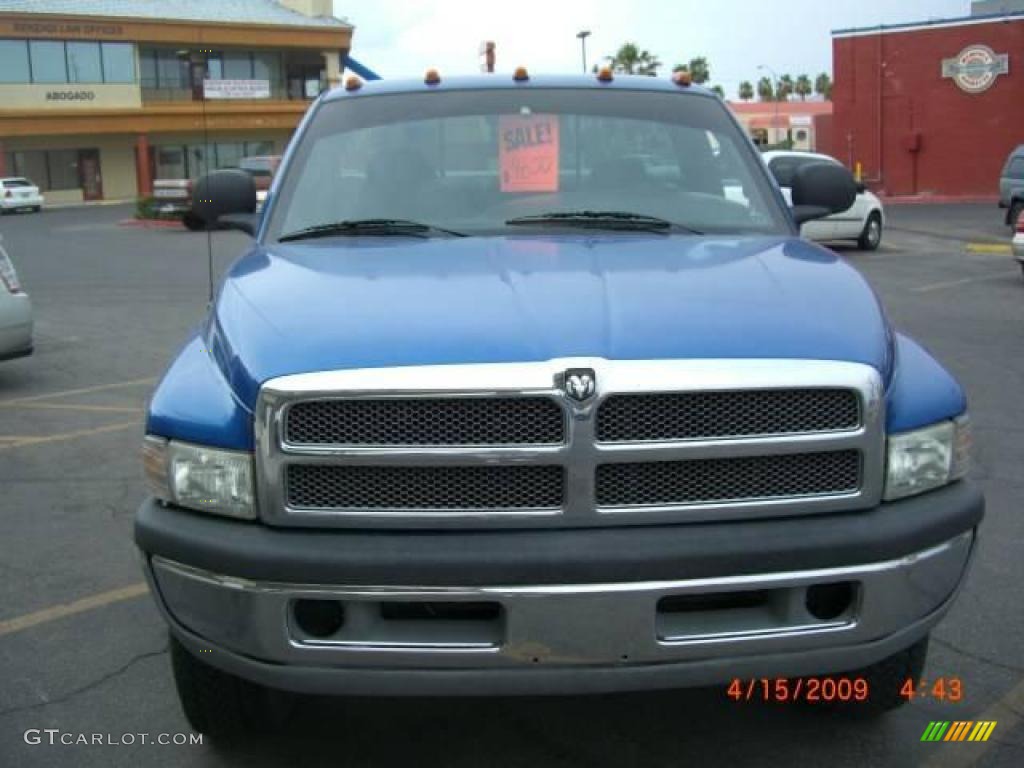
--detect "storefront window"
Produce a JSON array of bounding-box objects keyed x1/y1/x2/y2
[
  {"x1": 47, "y1": 150, "x2": 81, "y2": 190},
  {"x1": 245, "y1": 141, "x2": 275, "y2": 158},
  {"x1": 66, "y1": 42, "x2": 103, "y2": 83},
  {"x1": 223, "y1": 52, "x2": 252, "y2": 79},
  {"x1": 29, "y1": 40, "x2": 68, "y2": 83},
  {"x1": 155, "y1": 147, "x2": 186, "y2": 180},
  {"x1": 215, "y1": 143, "x2": 244, "y2": 170},
  {"x1": 8, "y1": 152, "x2": 48, "y2": 188},
  {"x1": 101, "y1": 43, "x2": 135, "y2": 83},
  {"x1": 156, "y1": 50, "x2": 187, "y2": 90},
  {"x1": 0, "y1": 40, "x2": 30, "y2": 83},
  {"x1": 5, "y1": 149, "x2": 99, "y2": 192},
  {"x1": 252, "y1": 52, "x2": 281, "y2": 86}
]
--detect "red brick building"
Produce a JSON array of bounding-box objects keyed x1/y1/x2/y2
[{"x1": 832, "y1": 11, "x2": 1023, "y2": 198}]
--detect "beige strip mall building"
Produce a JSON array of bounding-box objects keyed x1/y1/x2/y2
[{"x1": 0, "y1": 0, "x2": 352, "y2": 204}]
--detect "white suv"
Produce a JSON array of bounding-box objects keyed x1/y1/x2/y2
[{"x1": 764, "y1": 151, "x2": 885, "y2": 250}]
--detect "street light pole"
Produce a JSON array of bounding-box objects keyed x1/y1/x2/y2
[
  {"x1": 758, "y1": 64, "x2": 781, "y2": 145},
  {"x1": 576, "y1": 30, "x2": 591, "y2": 73}
]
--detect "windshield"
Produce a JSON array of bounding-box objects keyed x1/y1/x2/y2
[{"x1": 266, "y1": 89, "x2": 789, "y2": 240}]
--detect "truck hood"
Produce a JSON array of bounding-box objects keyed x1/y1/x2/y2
[{"x1": 209, "y1": 234, "x2": 893, "y2": 410}]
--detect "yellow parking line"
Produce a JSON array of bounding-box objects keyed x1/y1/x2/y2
[
  {"x1": 0, "y1": 402, "x2": 144, "y2": 414},
  {"x1": 964, "y1": 243, "x2": 1012, "y2": 255},
  {"x1": 0, "y1": 583, "x2": 148, "y2": 638},
  {"x1": 912, "y1": 271, "x2": 1020, "y2": 293},
  {"x1": 0, "y1": 376, "x2": 156, "y2": 406},
  {"x1": 0, "y1": 420, "x2": 141, "y2": 451}
]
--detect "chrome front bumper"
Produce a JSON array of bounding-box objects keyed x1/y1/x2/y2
[{"x1": 145, "y1": 531, "x2": 974, "y2": 696}]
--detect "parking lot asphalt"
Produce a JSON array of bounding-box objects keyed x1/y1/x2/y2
[{"x1": 0, "y1": 203, "x2": 1021, "y2": 767}]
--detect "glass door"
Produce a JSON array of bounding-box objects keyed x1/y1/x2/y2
[{"x1": 79, "y1": 149, "x2": 103, "y2": 201}]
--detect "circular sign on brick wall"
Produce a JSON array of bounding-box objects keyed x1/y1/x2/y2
[{"x1": 941, "y1": 45, "x2": 1010, "y2": 94}]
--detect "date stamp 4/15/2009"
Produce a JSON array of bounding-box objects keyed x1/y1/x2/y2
[{"x1": 726, "y1": 677, "x2": 965, "y2": 704}]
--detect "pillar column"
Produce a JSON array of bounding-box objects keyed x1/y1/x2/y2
[
  {"x1": 323, "y1": 50, "x2": 341, "y2": 90},
  {"x1": 135, "y1": 134, "x2": 152, "y2": 198},
  {"x1": 0, "y1": 140, "x2": 7, "y2": 177}
]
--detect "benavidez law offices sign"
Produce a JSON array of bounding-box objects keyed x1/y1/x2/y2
[{"x1": 203, "y1": 80, "x2": 271, "y2": 99}]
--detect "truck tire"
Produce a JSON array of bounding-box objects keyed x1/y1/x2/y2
[
  {"x1": 857, "y1": 212, "x2": 883, "y2": 251},
  {"x1": 169, "y1": 634, "x2": 291, "y2": 739},
  {"x1": 182, "y1": 212, "x2": 206, "y2": 231},
  {"x1": 812, "y1": 635, "x2": 929, "y2": 716},
  {"x1": 1010, "y1": 201, "x2": 1023, "y2": 232}
]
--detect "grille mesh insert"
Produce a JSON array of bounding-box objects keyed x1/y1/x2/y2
[
  {"x1": 287, "y1": 464, "x2": 565, "y2": 510},
  {"x1": 286, "y1": 397, "x2": 565, "y2": 446},
  {"x1": 596, "y1": 451, "x2": 861, "y2": 507},
  {"x1": 596, "y1": 389, "x2": 860, "y2": 443}
]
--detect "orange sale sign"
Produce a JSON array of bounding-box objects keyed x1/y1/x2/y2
[{"x1": 499, "y1": 114, "x2": 560, "y2": 192}]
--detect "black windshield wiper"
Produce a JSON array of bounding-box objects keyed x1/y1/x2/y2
[
  {"x1": 505, "y1": 211, "x2": 702, "y2": 234},
  {"x1": 279, "y1": 219, "x2": 466, "y2": 242}
]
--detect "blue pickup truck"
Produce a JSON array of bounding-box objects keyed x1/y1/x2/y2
[{"x1": 136, "y1": 73, "x2": 983, "y2": 736}]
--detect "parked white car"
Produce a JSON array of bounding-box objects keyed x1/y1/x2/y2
[
  {"x1": 1, "y1": 177, "x2": 44, "y2": 214},
  {"x1": 0, "y1": 236, "x2": 33, "y2": 361},
  {"x1": 763, "y1": 151, "x2": 885, "y2": 250}
]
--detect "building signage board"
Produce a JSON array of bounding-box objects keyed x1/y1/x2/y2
[
  {"x1": 941, "y1": 45, "x2": 1009, "y2": 93},
  {"x1": 203, "y1": 79, "x2": 271, "y2": 100}
]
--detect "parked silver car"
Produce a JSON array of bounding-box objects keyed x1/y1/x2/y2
[
  {"x1": 999, "y1": 145, "x2": 1024, "y2": 230},
  {"x1": 0, "y1": 236, "x2": 33, "y2": 360}
]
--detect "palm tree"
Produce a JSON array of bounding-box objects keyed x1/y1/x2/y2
[
  {"x1": 636, "y1": 49, "x2": 662, "y2": 76},
  {"x1": 738, "y1": 80, "x2": 754, "y2": 101},
  {"x1": 608, "y1": 43, "x2": 661, "y2": 76},
  {"x1": 672, "y1": 57, "x2": 710, "y2": 84},
  {"x1": 795, "y1": 74, "x2": 812, "y2": 101},
  {"x1": 814, "y1": 72, "x2": 833, "y2": 100},
  {"x1": 609, "y1": 43, "x2": 640, "y2": 74},
  {"x1": 777, "y1": 74, "x2": 794, "y2": 101},
  {"x1": 756, "y1": 76, "x2": 774, "y2": 102}
]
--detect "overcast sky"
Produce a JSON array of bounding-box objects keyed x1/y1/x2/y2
[{"x1": 336, "y1": 0, "x2": 971, "y2": 98}]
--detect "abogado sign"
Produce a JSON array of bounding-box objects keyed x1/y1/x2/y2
[
  {"x1": 202, "y1": 79, "x2": 271, "y2": 100},
  {"x1": 941, "y1": 45, "x2": 1009, "y2": 94}
]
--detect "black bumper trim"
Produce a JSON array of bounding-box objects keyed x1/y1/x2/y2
[{"x1": 135, "y1": 481, "x2": 983, "y2": 586}]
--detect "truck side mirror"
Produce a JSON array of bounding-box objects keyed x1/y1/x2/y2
[
  {"x1": 192, "y1": 170, "x2": 258, "y2": 235},
  {"x1": 790, "y1": 163, "x2": 858, "y2": 226}
]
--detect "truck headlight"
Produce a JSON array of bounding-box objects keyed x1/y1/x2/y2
[
  {"x1": 143, "y1": 436, "x2": 255, "y2": 519},
  {"x1": 884, "y1": 415, "x2": 971, "y2": 501}
]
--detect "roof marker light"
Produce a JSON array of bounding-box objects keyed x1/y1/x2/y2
[
  {"x1": 344, "y1": 75, "x2": 362, "y2": 91},
  {"x1": 672, "y1": 70, "x2": 693, "y2": 87},
  {"x1": 513, "y1": 66, "x2": 529, "y2": 82},
  {"x1": 596, "y1": 66, "x2": 614, "y2": 82},
  {"x1": 424, "y1": 68, "x2": 441, "y2": 85}
]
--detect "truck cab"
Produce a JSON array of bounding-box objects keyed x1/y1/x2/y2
[{"x1": 136, "y1": 72, "x2": 982, "y2": 737}]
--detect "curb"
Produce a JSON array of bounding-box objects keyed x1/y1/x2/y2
[
  {"x1": 879, "y1": 196, "x2": 999, "y2": 206},
  {"x1": 118, "y1": 218, "x2": 184, "y2": 230}
]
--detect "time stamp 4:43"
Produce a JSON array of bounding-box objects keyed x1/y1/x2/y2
[{"x1": 726, "y1": 676, "x2": 964, "y2": 703}]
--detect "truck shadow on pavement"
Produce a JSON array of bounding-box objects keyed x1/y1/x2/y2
[{"x1": 205, "y1": 689, "x2": 884, "y2": 767}]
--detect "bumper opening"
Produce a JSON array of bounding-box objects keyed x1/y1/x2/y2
[{"x1": 289, "y1": 597, "x2": 505, "y2": 648}]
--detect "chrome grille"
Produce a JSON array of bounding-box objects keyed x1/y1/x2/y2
[
  {"x1": 596, "y1": 389, "x2": 860, "y2": 443},
  {"x1": 596, "y1": 451, "x2": 861, "y2": 507},
  {"x1": 287, "y1": 464, "x2": 564, "y2": 510},
  {"x1": 256, "y1": 359, "x2": 885, "y2": 529},
  {"x1": 286, "y1": 397, "x2": 565, "y2": 446}
]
